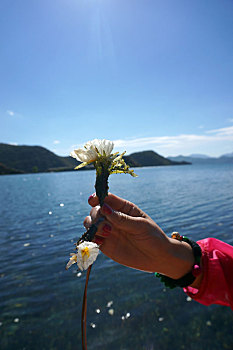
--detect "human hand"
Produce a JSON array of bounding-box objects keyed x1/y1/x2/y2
[{"x1": 84, "y1": 193, "x2": 195, "y2": 279}]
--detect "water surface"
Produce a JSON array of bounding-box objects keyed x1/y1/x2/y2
[{"x1": 0, "y1": 164, "x2": 233, "y2": 350}]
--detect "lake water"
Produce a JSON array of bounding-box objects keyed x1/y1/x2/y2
[{"x1": 0, "y1": 164, "x2": 233, "y2": 350}]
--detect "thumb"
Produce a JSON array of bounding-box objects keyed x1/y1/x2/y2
[{"x1": 101, "y1": 203, "x2": 145, "y2": 233}]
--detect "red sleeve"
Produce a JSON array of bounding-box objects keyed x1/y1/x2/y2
[{"x1": 183, "y1": 238, "x2": 233, "y2": 310}]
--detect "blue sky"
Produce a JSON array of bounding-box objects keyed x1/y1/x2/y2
[{"x1": 1, "y1": 0, "x2": 233, "y2": 157}]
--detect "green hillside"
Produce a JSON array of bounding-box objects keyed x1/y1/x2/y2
[
  {"x1": 0, "y1": 143, "x2": 189, "y2": 175},
  {"x1": 0, "y1": 162, "x2": 23, "y2": 175},
  {"x1": 0, "y1": 143, "x2": 78, "y2": 174},
  {"x1": 125, "y1": 150, "x2": 188, "y2": 167}
]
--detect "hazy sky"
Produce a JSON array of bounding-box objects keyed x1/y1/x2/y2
[{"x1": 1, "y1": 0, "x2": 233, "y2": 156}]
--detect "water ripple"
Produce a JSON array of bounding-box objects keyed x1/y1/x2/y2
[{"x1": 0, "y1": 165, "x2": 233, "y2": 350}]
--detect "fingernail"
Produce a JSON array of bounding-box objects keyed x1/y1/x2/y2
[
  {"x1": 102, "y1": 203, "x2": 113, "y2": 215},
  {"x1": 93, "y1": 237, "x2": 104, "y2": 245},
  {"x1": 102, "y1": 224, "x2": 112, "y2": 236},
  {"x1": 88, "y1": 193, "x2": 96, "y2": 202},
  {"x1": 103, "y1": 224, "x2": 112, "y2": 232}
]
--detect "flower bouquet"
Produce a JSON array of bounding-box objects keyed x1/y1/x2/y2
[{"x1": 66, "y1": 139, "x2": 137, "y2": 350}]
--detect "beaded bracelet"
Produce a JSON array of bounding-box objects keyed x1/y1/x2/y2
[{"x1": 155, "y1": 232, "x2": 202, "y2": 289}]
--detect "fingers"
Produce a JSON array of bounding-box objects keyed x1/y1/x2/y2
[
  {"x1": 100, "y1": 202, "x2": 147, "y2": 233},
  {"x1": 83, "y1": 215, "x2": 92, "y2": 228},
  {"x1": 86, "y1": 194, "x2": 147, "y2": 235},
  {"x1": 85, "y1": 193, "x2": 149, "y2": 250},
  {"x1": 90, "y1": 205, "x2": 101, "y2": 222},
  {"x1": 83, "y1": 211, "x2": 112, "y2": 242},
  {"x1": 88, "y1": 193, "x2": 99, "y2": 206},
  {"x1": 88, "y1": 192, "x2": 147, "y2": 218},
  {"x1": 83, "y1": 205, "x2": 101, "y2": 226},
  {"x1": 83, "y1": 213, "x2": 104, "y2": 245},
  {"x1": 93, "y1": 236, "x2": 105, "y2": 246}
]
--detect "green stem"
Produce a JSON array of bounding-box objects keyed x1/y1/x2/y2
[{"x1": 95, "y1": 163, "x2": 109, "y2": 207}]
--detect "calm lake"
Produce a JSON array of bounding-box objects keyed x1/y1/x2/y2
[{"x1": 0, "y1": 164, "x2": 233, "y2": 350}]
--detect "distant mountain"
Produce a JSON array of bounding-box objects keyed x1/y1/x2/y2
[
  {"x1": 168, "y1": 154, "x2": 233, "y2": 164},
  {"x1": 0, "y1": 144, "x2": 190, "y2": 175},
  {"x1": 1, "y1": 143, "x2": 232, "y2": 175},
  {"x1": 0, "y1": 143, "x2": 78, "y2": 174},
  {"x1": 188, "y1": 154, "x2": 211, "y2": 159},
  {"x1": 221, "y1": 152, "x2": 233, "y2": 158},
  {"x1": 125, "y1": 150, "x2": 189, "y2": 167}
]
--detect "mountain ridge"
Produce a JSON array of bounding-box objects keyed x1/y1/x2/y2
[
  {"x1": 168, "y1": 154, "x2": 233, "y2": 164},
  {"x1": 0, "y1": 143, "x2": 189, "y2": 175}
]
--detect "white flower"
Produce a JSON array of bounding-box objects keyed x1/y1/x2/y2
[
  {"x1": 70, "y1": 139, "x2": 114, "y2": 164},
  {"x1": 77, "y1": 241, "x2": 99, "y2": 271},
  {"x1": 88, "y1": 139, "x2": 114, "y2": 157},
  {"x1": 66, "y1": 241, "x2": 99, "y2": 271}
]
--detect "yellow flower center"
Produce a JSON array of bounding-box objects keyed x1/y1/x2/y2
[{"x1": 81, "y1": 247, "x2": 90, "y2": 259}]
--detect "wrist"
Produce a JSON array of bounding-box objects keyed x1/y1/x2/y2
[
  {"x1": 155, "y1": 233, "x2": 203, "y2": 289},
  {"x1": 167, "y1": 238, "x2": 195, "y2": 279},
  {"x1": 151, "y1": 236, "x2": 195, "y2": 278}
]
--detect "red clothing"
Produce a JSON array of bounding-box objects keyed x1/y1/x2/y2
[{"x1": 184, "y1": 238, "x2": 233, "y2": 310}]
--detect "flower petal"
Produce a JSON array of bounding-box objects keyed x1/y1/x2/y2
[
  {"x1": 77, "y1": 241, "x2": 99, "y2": 270},
  {"x1": 66, "y1": 254, "x2": 78, "y2": 270},
  {"x1": 105, "y1": 140, "x2": 114, "y2": 156},
  {"x1": 71, "y1": 139, "x2": 114, "y2": 166},
  {"x1": 70, "y1": 149, "x2": 82, "y2": 160},
  {"x1": 89, "y1": 139, "x2": 114, "y2": 156},
  {"x1": 71, "y1": 148, "x2": 98, "y2": 162}
]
